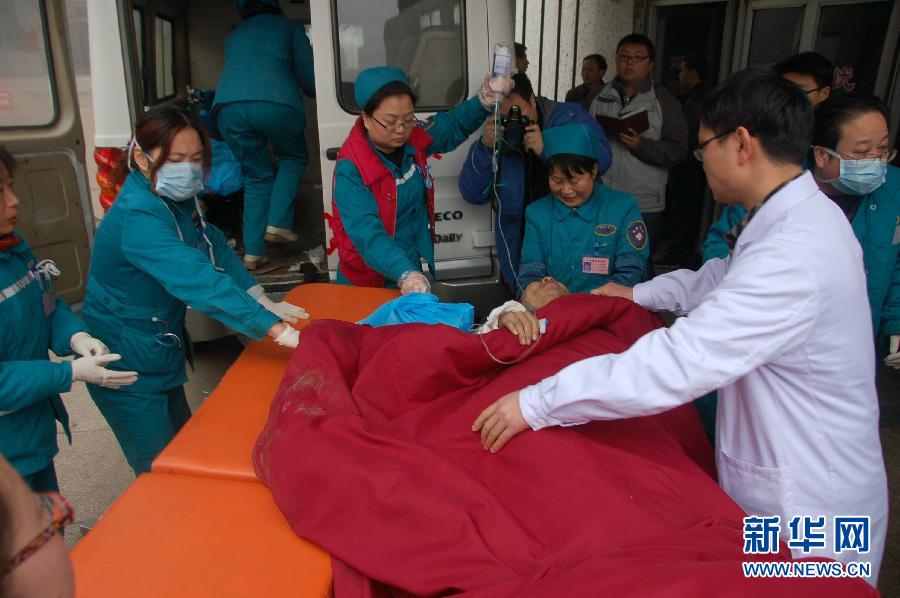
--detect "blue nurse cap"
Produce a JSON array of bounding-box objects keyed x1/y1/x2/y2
[
  {"x1": 354, "y1": 66, "x2": 409, "y2": 110},
  {"x1": 542, "y1": 124, "x2": 604, "y2": 161}
]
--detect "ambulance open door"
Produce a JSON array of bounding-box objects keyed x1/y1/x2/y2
[{"x1": 0, "y1": 0, "x2": 94, "y2": 306}]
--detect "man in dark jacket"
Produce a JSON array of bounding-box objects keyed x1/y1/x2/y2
[
  {"x1": 459, "y1": 74, "x2": 611, "y2": 292},
  {"x1": 565, "y1": 54, "x2": 607, "y2": 110},
  {"x1": 657, "y1": 54, "x2": 711, "y2": 268}
]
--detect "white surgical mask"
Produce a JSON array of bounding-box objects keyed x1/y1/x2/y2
[
  {"x1": 154, "y1": 162, "x2": 204, "y2": 201},
  {"x1": 816, "y1": 147, "x2": 888, "y2": 196},
  {"x1": 127, "y1": 137, "x2": 204, "y2": 201}
]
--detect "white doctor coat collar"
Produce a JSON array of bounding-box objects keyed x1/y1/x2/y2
[{"x1": 733, "y1": 170, "x2": 818, "y2": 250}]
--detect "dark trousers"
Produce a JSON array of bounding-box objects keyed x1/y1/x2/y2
[
  {"x1": 641, "y1": 211, "x2": 665, "y2": 259},
  {"x1": 88, "y1": 385, "x2": 192, "y2": 475},
  {"x1": 665, "y1": 162, "x2": 707, "y2": 267},
  {"x1": 22, "y1": 461, "x2": 60, "y2": 492}
]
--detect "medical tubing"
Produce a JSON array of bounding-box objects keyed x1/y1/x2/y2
[
  {"x1": 490, "y1": 100, "x2": 526, "y2": 298},
  {"x1": 479, "y1": 325, "x2": 544, "y2": 365}
]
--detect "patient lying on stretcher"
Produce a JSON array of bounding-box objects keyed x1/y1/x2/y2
[
  {"x1": 356, "y1": 276, "x2": 571, "y2": 345},
  {"x1": 477, "y1": 276, "x2": 570, "y2": 345}
]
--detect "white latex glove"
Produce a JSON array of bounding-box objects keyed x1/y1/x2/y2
[
  {"x1": 398, "y1": 271, "x2": 431, "y2": 295},
  {"x1": 259, "y1": 296, "x2": 308, "y2": 323},
  {"x1": 247, "y1": 285, "x2": 309, "y2": 324},
  {"x1": 71, "y1": 354, "x2": 138, "y2": 389},
  {"x1": 273, "y1": 326, "x2": 300, "y2": 349},
  {"x1": 885, "y1": 335, "x2": 900, "y2": 370},
  {"x1": 479, "y1": 73, "x2": 514, "y2": 109},
  {"x1": 70, "y1": 332, "x2": 109, "y2": 357}
]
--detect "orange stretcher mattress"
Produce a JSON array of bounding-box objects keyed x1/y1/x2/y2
[
  {"x1": 152, "y1": 283, "x2": 399, "y2": 482},
  {"x1": 71, "y1": 473, "x2": 332, "y2": 597}
]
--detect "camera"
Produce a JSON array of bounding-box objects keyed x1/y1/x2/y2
[{"x1": 500, "y1": 105, "x2": 532, "y2": 154}]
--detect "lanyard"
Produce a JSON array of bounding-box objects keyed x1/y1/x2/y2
[
  {"x1": 138, "y1": 173, "x2": 222, "y2": 272},
  {"x1": 0, "y1": 259, "x2": 59, "y2": 305},
  {"x1": 725, "y1": 172, "x2": 804, "y2": 250},
  {"x1": 160, "y1": 196, "x2": 223, "y2": 272},
  {"x1": 0, "y1": 270, "x2": 34, "y2": 304}
]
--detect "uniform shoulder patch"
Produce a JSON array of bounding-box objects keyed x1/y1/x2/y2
[
  {"x1": 594, "y1": 223, "x2": 617, "y2": 236},
  {"x1": 627, "y1": 220, "x2": 647, "y2": 250}
]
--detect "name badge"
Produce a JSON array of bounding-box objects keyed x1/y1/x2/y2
[{"x1": 582, "y1": 256, "x2": 610, "y2": 275}]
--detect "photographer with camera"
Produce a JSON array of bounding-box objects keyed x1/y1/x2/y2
[{"x1": 459, "y1": 74, "x2": 610, "y2": 292}]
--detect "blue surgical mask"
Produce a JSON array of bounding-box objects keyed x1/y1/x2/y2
[
  {"x1": 817, "y1": 147, "x2": 887, "y2": 196},
  {"x1": 154, "y1": 162, "x2": 205, "y2": 202}
]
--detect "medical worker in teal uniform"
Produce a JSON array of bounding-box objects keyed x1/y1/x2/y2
[
  {"x1": 83, "y1": 107, "x2": 307, "y2": 475},
  {"x1": 517, "y1": 124, "x2": 649, "y2": 294},
  {"x1": 215, "y1": 0, "x2": 316, "y2": 269},
  {"x1": 330, "y1": 66, "x2": 511, "y2": 292},
  {"x1": 0, "y1": 146, "x2": 135, "y2": 491}
]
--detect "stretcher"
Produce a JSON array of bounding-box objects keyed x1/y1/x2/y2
[
  {"x1": 152, "y1": 283, "x2": 399, "y2": 481},
  {"x1": 71, "y1": 283, "x2": 399, "y2": 596},
  {"x1": 70, "y1": 473, "x2": 331, "y2": 597}
]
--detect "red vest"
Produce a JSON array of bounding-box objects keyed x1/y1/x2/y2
[{"x1": 329, "y1": 117, "x2": 435, "y2": 287}]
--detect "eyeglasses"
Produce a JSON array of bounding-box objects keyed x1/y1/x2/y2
[
  {"x1": 370, "y1": 114, "x2": 426, "y2": 132},
  {"x1": 816, "y1": 146, "x2": 897, "y2": 163},
  {"x1": 4, "y1": 492, "x2": 74, "y2": 575},
  {"x1": 694, "y1": 129, "x2": 737, "y2": 161},
  {"x1": 616, "y1": 53, "x2": 650, "y2": 64},
  {"x1": 802, "y1": 86, "x2": 825, "y2": 95}
]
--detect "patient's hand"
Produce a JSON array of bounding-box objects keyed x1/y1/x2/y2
[
  {"x1": 472, "y1": 391, "x2": 530, "y2": 453},
  {"x1": 590, "y1": 282, "x2": 633, "y2": 301},
  {"x1": 498, "y1": 310, "x2": 540, "y2": 345}
]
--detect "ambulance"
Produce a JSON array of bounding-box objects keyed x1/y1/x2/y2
[{"x1": 3, "y1": 0, "x2": 517, "y2": 333}]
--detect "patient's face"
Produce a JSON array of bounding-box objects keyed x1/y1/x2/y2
[{"x1": 523, "y1": 277, "x2": 569, "y2": 309}]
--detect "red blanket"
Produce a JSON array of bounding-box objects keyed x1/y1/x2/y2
[{"x1": 254, "y1": 294, "x2": 875, "y2": 597}]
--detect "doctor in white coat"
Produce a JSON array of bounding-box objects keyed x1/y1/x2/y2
[{"x1": 473, "y1": 70, "x2": 888, "y2": 585}]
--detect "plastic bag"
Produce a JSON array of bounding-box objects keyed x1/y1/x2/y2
[
  {"x1": 203, "y1": 139, "x2": 243, "y2": 196},
  {"x1": 358, "y1": 293, "x2": 474, "y2": 332}
]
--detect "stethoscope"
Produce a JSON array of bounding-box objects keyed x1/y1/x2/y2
[
  {"x1": 127, "y1": 138, "x2": 223, "y2": 272},
  {"x1": 151, "y1": 316, "x2": 183, "y2": 349},
  {"x1": 127, "y1": 139, "x2": 222, "y2": 350},
  {"x1": 162, "y1": 197, "x2": 223, "y2": 272}
]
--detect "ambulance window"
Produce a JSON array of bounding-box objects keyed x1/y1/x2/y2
[
  {"x1": 134, "y1": 9, "x2": 144, "y2": 79},
  {"x1": 745, "y1": 7, "x2": 804, "y2": 70},
  {"x1": 0, "y1": 0, "x2": 57, "y2": 128},
  {"x1": 814, "y1": 1, "x2": 892, "y2": 97},
  {"x1": 154, "y1": 15, "x2": 175, "y2": 100},
  {"x1": 334, "y1": 0, "x2": 467, "y2": 113}
]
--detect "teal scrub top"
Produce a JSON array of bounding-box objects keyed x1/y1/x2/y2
[
  {"x1": 213, "y1": 14, "x2": 315, "y2": 111},
  {"x1": 83, "y1": 172, "x2": 279, "y2": 392},
  {"x1": 519, "y1": 184, "x2": 649, "y2": 294},
  {"x1": 0, "y1": 237, "x2": 84, "y2": 476},
  {"x1": 333, "y1": 96, "x2": 489, "y2": 286}
]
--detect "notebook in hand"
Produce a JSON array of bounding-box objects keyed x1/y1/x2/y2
[{"x1": 595, "y1": 110, "x2": 650, "y2": 138}]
